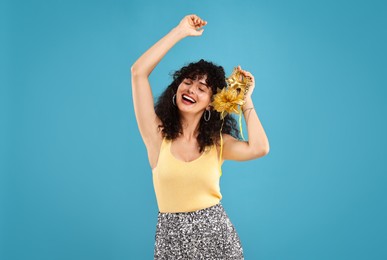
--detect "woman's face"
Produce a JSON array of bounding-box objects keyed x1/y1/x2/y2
[{"x1": 176, "y1": 75, "x2": 213, "y2": 114}]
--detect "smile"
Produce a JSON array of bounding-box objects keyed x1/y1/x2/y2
[{"x1": 182, "y1": 94, "x2": 196, "y2": 104}]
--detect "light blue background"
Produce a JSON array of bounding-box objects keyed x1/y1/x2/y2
[{"x1": 1, "y1": 0, "x2": 386, "y2": 259}]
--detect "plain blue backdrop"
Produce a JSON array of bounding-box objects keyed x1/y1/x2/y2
[{"x1": 1, "y1": 0, "x2": 386, "y2": 259}]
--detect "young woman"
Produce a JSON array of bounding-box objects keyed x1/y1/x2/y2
[{"x1": 131, "y1": 14, "x2": 269, "y2": 259}]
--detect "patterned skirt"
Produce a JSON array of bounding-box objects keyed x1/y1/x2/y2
[{"x1": 154, "y1": 202, "x2": 244, "y2": 259}]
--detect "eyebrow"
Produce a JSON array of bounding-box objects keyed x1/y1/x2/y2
[{"x1": 186, "y1": 78, "x2": 209, "y2": 87}]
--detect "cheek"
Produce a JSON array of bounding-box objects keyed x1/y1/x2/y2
[
  {"x1": 199, "y1": 93, "x2": 211, "y2": 103},
  {"x1": 177, "y1": 83, "x2": 187, "y2": 91}
]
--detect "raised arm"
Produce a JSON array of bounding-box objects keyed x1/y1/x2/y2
[
  {"x1": 130, "y1": 15, "x2": 207, "y2": 149},
  {"x1": 221, "y1": 66, "x2": 270, "y2": 162}
]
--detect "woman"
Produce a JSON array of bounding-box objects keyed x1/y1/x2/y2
[{"x1": 131, "y1": 14, "x2": 269, "y2": 259}]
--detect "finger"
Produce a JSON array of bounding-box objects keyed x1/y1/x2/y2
[
  {"x1": 243, "y1": 72, "x2": 254, "y2": 81},
  {"x1": 245, "y1": 74, "x2": 253, "y2": 79},
  {"x1": 193, "y1": 15, "x2": 202, "y2": 21},
  {"x1": 245, "y1": 72, "x2": 254, "y2": 78},
  {"x1": 189, "y1": 16, "x2": 195, "y2": 25},
  {"x1": 241, "y1": 70, "x2": 248, "y2": 76},
  {"x1": 195, "y1": 28, "x2": 204, "y2": 36},
  {"x1": 197, "y1": 21, "x2": 206, "y2": 29},
  {"x1": 243, "y1": 70, "x2": 252, "y2": 77}
]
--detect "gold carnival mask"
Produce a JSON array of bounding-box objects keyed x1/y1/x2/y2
[{"x1": 211, "y1": 67, "x2": 253, "y2": 176}]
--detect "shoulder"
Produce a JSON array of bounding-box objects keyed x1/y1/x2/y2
[
  {"x1": 214, "y1": 133, "x2": 236, "y2": 161},
  {"x1": 214, "y1": 133, "x2": 235, "y2": 147},
  {"x1": 221, "y1": 133, "x2": 238, "y2": 145}
]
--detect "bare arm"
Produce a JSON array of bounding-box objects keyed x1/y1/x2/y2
[
  {"x1": 131, "y1": 26, "x2": 185, "y2": 77},
  {"x1": 130, "y1": 15, "x2": 207, "y2": 148},
  {"x1": 222, "y1": 67, "x2": 270, "y2": 161}
]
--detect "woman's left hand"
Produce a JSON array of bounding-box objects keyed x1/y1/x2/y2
[{"x1": 237, "y1": 65, "x2": 255, "y2": 99}]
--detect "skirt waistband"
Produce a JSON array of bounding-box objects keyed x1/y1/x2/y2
[{"x1": 158, "y1": 202, "x2": 223, "y2": 216}]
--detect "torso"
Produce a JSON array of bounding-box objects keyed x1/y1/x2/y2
[{"x1": 148, "y1": 128, "x2": 222, "y2": 170}]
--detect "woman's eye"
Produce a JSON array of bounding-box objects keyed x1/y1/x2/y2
[{"x1": 199, "y1": 88, "x2": 205, "y2": 92}]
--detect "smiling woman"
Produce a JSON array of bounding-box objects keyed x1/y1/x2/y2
[
  {"x1": 154, "y1": 59, "x2": 241, "y2": 154},
  {"x1": 131, "y1": 13, "x2": 269, "y2": 259}
]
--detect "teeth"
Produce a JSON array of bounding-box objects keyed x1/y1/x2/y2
[{"x1": 183, "y1": 94, "x2": 196, "y2": 103}]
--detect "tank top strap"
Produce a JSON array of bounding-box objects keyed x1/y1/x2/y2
[{"x1": 159, "y1": 136, "x2": 169, "y2": 155}]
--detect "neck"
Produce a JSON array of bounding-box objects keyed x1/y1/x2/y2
[{"x1": 179, "y1": 112, "x2": 202, "y2": 141}]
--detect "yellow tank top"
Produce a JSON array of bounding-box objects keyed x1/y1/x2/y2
[{"x1": 152, "y1": 137, "x2": 223, "y2": 213}]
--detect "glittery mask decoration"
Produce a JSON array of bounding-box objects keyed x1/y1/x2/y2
[{"x1": 211, "y1": 67, "x2": 252, "y2": 176}]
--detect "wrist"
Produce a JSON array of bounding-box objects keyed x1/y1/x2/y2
[
  {"x1": 245, "y1": 95, "x2": 252, "y2": 101},
  {"x1": 242, "y1": 96, "x2": 253, "y2": 109},
  {"x1": 171, "y1": 26, "x2": 188, "y2": 39},
  {"x1": 242, "y1": 107, "x2": 254, "y2": 114}
]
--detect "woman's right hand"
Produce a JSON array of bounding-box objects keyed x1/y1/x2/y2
[{"x1": 175, "y1": 14, "x2": 207, "y2": 37}]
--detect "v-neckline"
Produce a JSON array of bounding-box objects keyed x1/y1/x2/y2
[{"x1": 169, "y1": 139, "x2": 206, "y2": 163}]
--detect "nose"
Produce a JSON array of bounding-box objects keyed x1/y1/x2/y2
[{"x1": 188, "y1": 84, "x2": 196, "y2": 94}]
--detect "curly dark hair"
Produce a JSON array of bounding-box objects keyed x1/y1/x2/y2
[{"x1": 154, "y1": 59, "x2": 241, "y2": 153}]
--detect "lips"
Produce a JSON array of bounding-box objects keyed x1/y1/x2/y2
[{"x1": 182, "y1": 94, "x2": 196, "y2": 104}]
